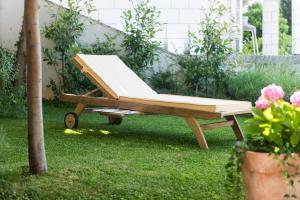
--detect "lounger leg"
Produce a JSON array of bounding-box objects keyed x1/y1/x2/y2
[
  {"x1": 185, "y1": 118, "x2": 209, "y2": 149},
  {"x1": 74, "y1": 104, "x2": 86, "y2": 116},
  {"x1": 108, "y1": 116, "x2": 122, "y2": 125},
  {"x1": 225, "y1": 115, "x2": 244, "y2": 141},
  {"x1": 73, "y1": 89, "x2": 99, "y2": 116}
]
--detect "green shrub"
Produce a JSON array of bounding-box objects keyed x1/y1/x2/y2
[
  {"x1": 149, "y1": 70, "x2": 184, "y2": 94},
  {"x1": 0, "y1": 47, "x2": 26, "y2": 118},
  {"x1": 177, "y1": 1, "x2": 236, "y2": 98},
  {"x1": 228, "y1": 63, "x2": 300, "y2": 102},
  {"x1": 122, "y1": 0, "x2": 160, "y2": 79},
  {"x1": 279, "y1": 32, "x2": 292, "y2": 55},
  {"x1": 82, "y1": 34, "x2": 120, "y2": 55}
]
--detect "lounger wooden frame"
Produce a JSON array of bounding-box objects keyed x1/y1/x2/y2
[
  {"x1": 61, "y1": 54, "x2": 251, "y2": 149},
  {"x1": 61, "y1": 90, "x2": 248, "y2": 149}
]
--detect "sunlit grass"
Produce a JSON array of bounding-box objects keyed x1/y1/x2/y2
[
  {"x1": 0, "y1": 104, "x2": 247, "y2": 199},
  {"x1": 64, "y1": 128, "x2": 112, "y2": 135}
]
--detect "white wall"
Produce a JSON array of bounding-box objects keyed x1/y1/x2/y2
[
  {"x1": 51, "y1": 0, "x2": 243, "y2": 53},
  {"x1": 263, "y1": 0, "x2": 279, "y2": 55},
  {"x1": 0, "y1": 0, "x2": 242, "y2": 98},
  {"x1": 0, "y1": 0, "x2": 178, "y2": 98},
  {"x1": 0, "y1": 0, "x2": 123, "y2": 98},
  {"x1": 0, "y1": 0, "x2": 24, "y2": 50},
  {"x1": 292, "y1": 0, "x2": 300, "y2": 55}
]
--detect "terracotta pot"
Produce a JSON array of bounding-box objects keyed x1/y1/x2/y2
[{"x1": 242, "y1": 151, "x2": 300, "y2": 200}]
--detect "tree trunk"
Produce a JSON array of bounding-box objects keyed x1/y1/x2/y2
[
  {"x1": 14, "y1": 20, "x2": 27, "y2": 86},
  {"x1": 24, "y1": 0, "x2": 47, "y2": 174}
]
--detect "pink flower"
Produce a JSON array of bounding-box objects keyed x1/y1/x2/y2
[
  {"x1": 290, "y1": 91, "x2": 300, "y2": 107},
  {"x1": 255, "y1": 97, "x2": 270, "y2": 110},
  {"x1": 261, "y1": 84, "x2": 284, "y2": 102}
]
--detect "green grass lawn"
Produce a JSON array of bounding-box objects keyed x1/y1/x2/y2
[{"x1": 0, "y1": 104, "x2": 246, "y2": 200}]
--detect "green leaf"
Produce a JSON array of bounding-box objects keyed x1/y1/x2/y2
[
  {"x1": 259, "y1": 123, "x2": 270, "y2": 128},
  {"x1": 263, "y1": 108, "x2": 273, "y2": 121},
  {"x1": 270, "y1": 133, "x2": 283, "y2": 146},
  {"x1": 246, "y1": 124, "x2": 262, "y2": 133},
  {"x1": 290, "y1": 133, "x2": 300, "y2": 147},
  {"x1": 251, "y1": 107, "x2": 265, "y2": 121},
  {"x1": 262, "y1": 128, "x2": 270, "y2": 136},
  {"x1": 245, "y1": 118, "x2": 257, "y2": 124}
]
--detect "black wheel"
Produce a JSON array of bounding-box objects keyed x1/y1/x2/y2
[
  {"x1": 108, "y1": 116, "x2": 122, "y2": 125},
  {"x1": 64, "y1": 112, "x2": 79, "y2": 129}
]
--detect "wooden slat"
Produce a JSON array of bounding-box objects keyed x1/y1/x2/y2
[
  {"x1": 201, "y1": 120, "x2": 234, "y2": 131},
  {"x1": 120, "y1": 95, "x2": 252, "y2": 113},
  {"x1": 60, "y1": 94, "x2": 222, "y2": 119},
  {"x1": 61, "y1": 94, "x2": 119, "y2": 107},
  {"x1": 83, "y1": 88, "x2": 99, "y2": 96},
  {"x1": 118, "y1": 100, "x2": 221, "y2": 119}
]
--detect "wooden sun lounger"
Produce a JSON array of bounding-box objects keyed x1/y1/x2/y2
[{"x1": 61, "y1": 54, "x2": 252, "y2": 149}]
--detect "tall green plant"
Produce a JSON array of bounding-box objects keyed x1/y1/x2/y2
[
  {"x1": 122, "y1": 0, "x2": 160, "y2": 78},
  {"x1": 43, "y1": 0, "x2": 95, "y2": 99},
  {"x1": 178, "y1": 1, "x2": 236, "y2": 97},
  {"x1": 228, "y1": 63, "x2": 300, "y2": 103}
]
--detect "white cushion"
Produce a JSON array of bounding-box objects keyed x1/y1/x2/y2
[{"x1": 75, "y1": 54, "x2": 157, "y2": 99}]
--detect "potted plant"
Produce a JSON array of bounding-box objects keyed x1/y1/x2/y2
[{"x1": 225, "y1": 84, "x2": 300, "y2": 200}]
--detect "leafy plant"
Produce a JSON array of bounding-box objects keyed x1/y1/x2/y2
[
  {"x1": 82, "y1": 34, "x2": 120, "y2": 55},
  {"x1": 177, "y1": 1, "x2": 236, "y2": 98},
  {"x1": 280, "y1": 32, "x2": 292, "y2": 55},
  {"x1": 43, "y1": 0, "x2": 95, "y2": 100},
  {"x1": 122, "y1": 0, "x2": 161, "y2": 79},
  {"x1": 149, "y1": 70, "x2": 183, "y2": 94},
  {"x1": 228, "y1": 63, "x2": 300, "y2": 103},
  {"x1": 0, "y1": 47, "x2": 26, "y2": 118}
]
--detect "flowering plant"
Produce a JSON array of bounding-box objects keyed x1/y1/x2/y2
[
  {"x1": 247, "y1": 84, "x2": 300, "y2": 153},
  {"x1": 225, "y1": 84, "x2": 300, "y2": 199}
]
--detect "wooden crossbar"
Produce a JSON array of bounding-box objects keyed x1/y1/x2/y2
[{"x1": 201, "y1": 120, "x2": 234, "y2": 131}]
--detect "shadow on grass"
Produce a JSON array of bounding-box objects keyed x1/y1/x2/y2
[{"x1": 49, "y1": 120, "x2": 235, "y2": 150}]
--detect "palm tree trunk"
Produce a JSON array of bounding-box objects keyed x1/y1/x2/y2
[{"x1": 24, "y1": 0, "x2": 47, "y2": 175}]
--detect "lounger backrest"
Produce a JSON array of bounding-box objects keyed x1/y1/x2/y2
[{"x1": 74, "y1": 54, "x2": 157, "y2": 99}]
